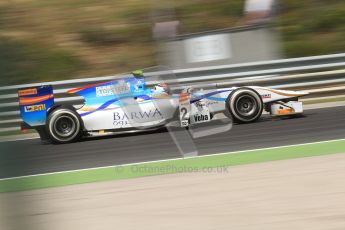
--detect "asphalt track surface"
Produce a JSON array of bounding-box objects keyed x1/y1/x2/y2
[{"x1": 1, "y1": 106, "x2": 344, "y2": 179}]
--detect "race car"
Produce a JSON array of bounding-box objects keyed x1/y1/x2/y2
[{"x1": 18, "y1": 70, "x2": 308, "y2": 143}]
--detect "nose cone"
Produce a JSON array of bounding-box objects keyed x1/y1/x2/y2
[
  {"x1": 292, "y1": 89, "x2": 309, "y2": 96},
  {"x1": 270, "y1": 88, "x2": 309, "y2": 97},
  {"x1": 299, "y1": 90, "x2": 309, "y2": 96}
]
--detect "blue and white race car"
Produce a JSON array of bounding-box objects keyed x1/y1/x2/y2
[{"x1": 18, "y1": 70, "x2": 308, "y2": 143}]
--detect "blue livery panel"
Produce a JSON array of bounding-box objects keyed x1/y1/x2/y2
[
  {"x1": 67, "y1": 77, "x2": 154, "y2": 117},
  {"x1": 18, "y1": 85, "x2": 54, "y2": 127}
]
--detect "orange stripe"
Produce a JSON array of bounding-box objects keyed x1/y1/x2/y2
[
  {"x1": 179, "y1": 93, "x2": 189, "y2": 102},
  {"x1": 68, "y1": 80, "x2": 113, "y2": 94},
  {"x1": 265, "y1": 89, "x2": 305, "y2": 97},
  {"x1": 19, "y1": 94, "x2": 53, "y2": 105},
  {"x1": 18, "y1": 88, "x2": 37, "y2": 96},
  {"x1": 277, "y1": 108, "x2": 294, "y2": 115}
]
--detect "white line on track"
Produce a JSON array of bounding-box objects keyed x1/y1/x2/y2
[
  {"x1": 0, "y1": 136, "x2": 39, "y2": 143},
  {"x1": 1, "y1": 138, "x2": 344, "y2": 181}
]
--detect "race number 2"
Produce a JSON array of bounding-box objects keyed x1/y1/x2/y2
[{"x1": 179, "y1": 92, "x2": 191, "y2": 127}]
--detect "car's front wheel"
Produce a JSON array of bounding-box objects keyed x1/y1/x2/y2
[
  {"x1": 226, "y1": 88, "x2": 263, "y2": 123},
  {"x1": 46, "y1": 107, "x2": 82, "y2": 144}
]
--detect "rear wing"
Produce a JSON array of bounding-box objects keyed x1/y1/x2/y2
[{"x1": 18, "y1": 85, "x2": 54, "y2": 128}]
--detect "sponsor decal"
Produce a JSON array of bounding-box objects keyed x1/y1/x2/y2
[
  {"x1": 205, "y1": 101, "x2": 218, "y2": 106},
  {"x1": 18, "y1": 88, "x2": 37, "y2": 96},
  {"x1": 193, "y1": 100, "x2": 219, "y2": 107},
  {"x1": 96, "y1": 81, "x2": 130, "y2": 97},
  {"x1": 193, "y1": 114, "x2": 210, "y2": 122},
  {"x1": 261, "y1": 94, "x2": 271, "y2": 99},
  {"x1": 195, "y1": 101, "x2": 202, "y2": 107},
  {"x1": 195, "y1": 100, "x2": 208, "y2": 108},
  {"x1": 24, "y1": 104, "x2": 46, "y2": 112},
  {"x1": 181, "y1": 120, "x2": 189, "y2": 127},
  {"x1": 113, "y1": 108, "x2": 163, "y2": 126}
]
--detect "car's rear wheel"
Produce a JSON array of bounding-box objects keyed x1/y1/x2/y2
[
  {"x1": 46, "y1": 107, "x2": 82, "y2": 144},
  {"x1": 226, "y1": 88, "x2": 263, "y2": 123}
]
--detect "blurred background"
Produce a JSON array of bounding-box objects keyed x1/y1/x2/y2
[
  {"x1": 0, "y1": 0, "x2": 344, "y2": 85},
  {"x1": 0, "y1": 2, "x2": 345, "y2": 230}
]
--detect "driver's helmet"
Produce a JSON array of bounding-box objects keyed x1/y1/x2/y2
[{"x1": 132, "y1": 69, "x2": 144, "y2": 77}]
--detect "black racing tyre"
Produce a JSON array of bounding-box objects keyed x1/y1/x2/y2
[
  {"x1": 46, "y1": 107, "x2": 82, "y2": 144},
  {"x1": 226, "y1": 88, "x2": 263, "y2": 123}
]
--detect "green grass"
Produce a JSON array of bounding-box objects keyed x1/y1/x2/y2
[
  {"x1": 78, "y1": 24, "x2": 152, "y2": 45},
  {"x1": 1, "y1": 139, "x2": 344, "y2": 193},
  {"x1": 278, "y1": 0, "x2": 345, "y2": 57},
  {"x1": 0, "y1": 38, "x2": 85, "y2": 85}
]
